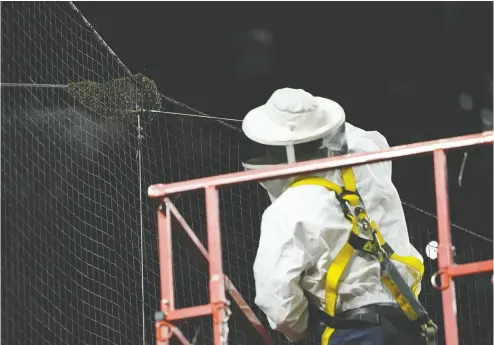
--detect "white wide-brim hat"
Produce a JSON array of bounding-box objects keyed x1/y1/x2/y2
[{"x1": 242, "y1": 88, "x2": 345, "y2": 146}]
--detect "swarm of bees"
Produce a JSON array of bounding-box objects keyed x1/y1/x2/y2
[{"x1": 67, "y1": 74, "x2": 161, "y2": 121}]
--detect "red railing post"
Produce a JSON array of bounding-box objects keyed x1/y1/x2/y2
[
  {"x1": 205, "y1": 186, "x2": 228, "y2": 345},
  {"x1": 156, "y1": 203, "x2": 175, "y2": 345},
  {"x1": 433, "y1": 149, "x2": 459, "y2": 345}
]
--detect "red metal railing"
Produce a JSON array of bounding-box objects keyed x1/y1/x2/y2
[{"x1": 148, "y1": 130, "x2": 494, "y2": 345}]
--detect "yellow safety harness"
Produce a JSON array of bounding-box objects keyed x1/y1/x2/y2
[{"x1": 289, "y1": 167, "x2": 438, "y2": 345}]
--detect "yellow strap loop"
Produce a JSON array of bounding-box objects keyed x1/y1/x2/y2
[
  {"x1": 389, "y1": 253, "x2": 424, "y2": 297},
  {"x1": 370, "y1": 221, "x2": 424, "y2": 296},
  {"x1": 342, "y1": 194, "x2": 360, "y2": 206}
]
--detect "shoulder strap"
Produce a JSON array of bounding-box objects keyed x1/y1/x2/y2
[{"x1": 289, "y1": 168, "x2": 361, "y2": 343}]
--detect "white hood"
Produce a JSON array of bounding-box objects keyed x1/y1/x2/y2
[{"x1": 242, "y1": 122, "x2": 390, "y2": 203}]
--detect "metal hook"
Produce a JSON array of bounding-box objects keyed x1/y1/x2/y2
[{"x1": 431, "y1": 269, "x2": 450, "y2": 290}]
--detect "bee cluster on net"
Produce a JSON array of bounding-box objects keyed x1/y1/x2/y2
[{"x1": 68, "y1": 74, "x2": 162, "y2": 121}]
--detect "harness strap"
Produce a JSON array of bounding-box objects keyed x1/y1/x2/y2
[
  {"x1": 349, "y1": 229, "x2": 423, "y2": 297},
  {"x1": 291, "y1": 169, "x2": 361, "y2": 343},
  {"x1": 309, "y1": 305, "x2": 380, "y2": 330},
  {"x1": 289, "y1": 168, "x2": 434, "y2": 345}
]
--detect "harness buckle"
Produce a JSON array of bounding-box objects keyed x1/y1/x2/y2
[
  {"x1": 339, "y1": 191, "x2": 373, "y2": 235},
  {"x1": 422, "y1": 321, "x2": 438, "y2": 345},
  {"x1": 336, "y1": 190, "x2": 354, "y2": 220},
  {"x1": 357, "y1": 214, "x2": 373, "y2": 233},
  {"x1": 368, "y1": 233, "x2": 386, "y2": 262}
]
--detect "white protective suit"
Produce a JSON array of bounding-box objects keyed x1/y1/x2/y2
[{"x1": 242, "y1": 89, "x2": 424, "y2": 343}]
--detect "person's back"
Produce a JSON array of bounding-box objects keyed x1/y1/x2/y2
[{"x1": 242, "y1": 88, "x2": 428, "y2": 345}]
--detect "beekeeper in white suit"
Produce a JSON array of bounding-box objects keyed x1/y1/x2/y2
[{"x1": 242, "y1": 88, "x2": 431, "y2": 345}]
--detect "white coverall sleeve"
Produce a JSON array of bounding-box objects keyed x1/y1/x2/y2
[{"x1": 253, "y1": 206, "x2": 317, "y2": 343}]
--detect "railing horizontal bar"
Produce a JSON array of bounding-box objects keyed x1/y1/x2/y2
[
  {"x1": 166, "y1": 305, "x2": 212, "y2": 321},
  {"x1": 148, "y1": 131, "x2": 493, "y2": 197},
  {"x1": 448, "y1": 260, "x2": 493, "y2": 278}
]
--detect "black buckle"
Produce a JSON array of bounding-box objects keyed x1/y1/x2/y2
[{"x1": 348, "y1": 232, "x2": 377, "y2": 255}]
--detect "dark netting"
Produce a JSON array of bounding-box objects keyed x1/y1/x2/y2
[
  {"x1": 1, "y1": 2, "x2": 146, "y2": 345},
  {"x1": 2, "y1": 2, "x2": 492, "y2": 345}
]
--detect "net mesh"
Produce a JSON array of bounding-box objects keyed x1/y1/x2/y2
[
  {"x1": 2, "y1": 2, "x2": 145, "y2": 345},
  {"x1": 1, "y1": 2, "x2": 492, "y2": 345}
]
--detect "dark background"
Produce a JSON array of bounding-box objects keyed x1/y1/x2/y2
[
  {"x1": 76, "y1": 2, "x2": 493, "y2": 133},
  {"x1": 77, "y1": 1, "x2": 493, "y2": 236}
]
